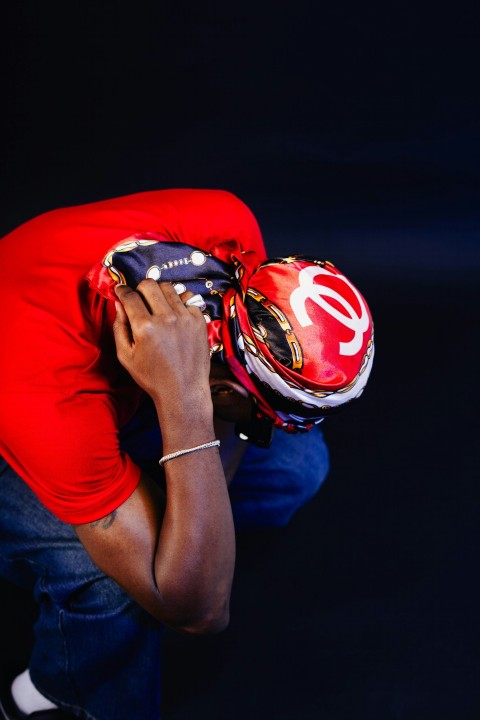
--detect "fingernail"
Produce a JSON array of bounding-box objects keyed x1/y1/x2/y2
[{"x1": 115, "y1": 301, "x2": 121, "y2": 313}]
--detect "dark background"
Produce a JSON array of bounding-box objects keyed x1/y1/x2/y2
[{"x1": 1, "y1": 3, "x2": 479, "y2": 719}]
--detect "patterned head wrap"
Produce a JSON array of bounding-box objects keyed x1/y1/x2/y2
[{"x1": 86, "y1": 234, "x2": 374, "y2": 433}]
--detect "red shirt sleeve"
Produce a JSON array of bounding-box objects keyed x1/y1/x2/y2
[{"x1": 0, "y1": 190, "x2": 266, "y2": 523}]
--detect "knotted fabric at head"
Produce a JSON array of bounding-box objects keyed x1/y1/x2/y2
[{"x1": 86, "y1": 234, "x2": 374, "y2": 433}]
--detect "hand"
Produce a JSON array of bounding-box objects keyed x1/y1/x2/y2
[{"x1": 113, "y1": 280, "x2": 212, "y2": 419}]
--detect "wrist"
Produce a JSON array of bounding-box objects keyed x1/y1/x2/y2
[
  {"x1": 159, "y1": 439, "x2": 221, "y2": 467},
  {"x1": 153, "y1": 392, "x2": 216, "y2": 450}
]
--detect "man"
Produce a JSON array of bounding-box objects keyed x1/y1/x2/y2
[{"x1": 0, "y1": 190, "x2": 374, "y2": 719}]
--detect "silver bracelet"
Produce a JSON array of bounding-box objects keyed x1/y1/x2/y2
[{"x1": 159, "y1": 440, "x2": 221, "y2": 467}]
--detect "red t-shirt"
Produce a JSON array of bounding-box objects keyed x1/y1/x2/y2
[{"x1": 0, "y1": 190, "x2": 266, "y2": 523}]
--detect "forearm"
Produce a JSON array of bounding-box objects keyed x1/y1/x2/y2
[
  {"x1": 152, "y1": 396, "x2": 236, "y2": 633},
  {"x1": 83, "y1": 280, "x2": 237, "y2": 633}
]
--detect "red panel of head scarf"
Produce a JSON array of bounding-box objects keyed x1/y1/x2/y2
[{"x1": 214, "y1": 245, "x2": 374, "y2": 431}]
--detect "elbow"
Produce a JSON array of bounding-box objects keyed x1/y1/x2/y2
[
  {"x1": 182, "y1": 607, "x2": 230, "y2": 636},
  {"x1": 168, "y1": 601, "x2": 231, "y2": 636},
  {"x1": 154, "y1": 565, "x2": 234, "y2": 634}
]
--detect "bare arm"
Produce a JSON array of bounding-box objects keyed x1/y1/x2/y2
[{"x1": 75, "y1": 280, "x2": 236, "y2": 634}]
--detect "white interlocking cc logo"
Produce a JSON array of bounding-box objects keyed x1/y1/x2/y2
[{"x1": 290, "y1": 266, "x2": 370, "y2": 356}]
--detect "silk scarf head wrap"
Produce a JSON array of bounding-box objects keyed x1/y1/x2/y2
[{"x1": 86, "y1": 233, "x2": 374, "y2": 433}]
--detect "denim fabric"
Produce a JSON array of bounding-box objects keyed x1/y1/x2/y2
[
  {"x1": 230, "y1": 425, "x2": 329, "y2": 529},
  {"x1": 0, "y1": 423, "x2": 329, "y2": 719},
  {"x1": 0, "y1": 457, "x2": 163, "y2": 720}
]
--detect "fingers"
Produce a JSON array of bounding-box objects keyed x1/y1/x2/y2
[
  {"x1": 178, "y1": 289, "x2": 194, "y2": 304},
  {"x1": 154, "y1": 281, "x2": 191, "y2": 315},
  {"x1": 115, "y1": 284, "x2": 153, "y2": 325},
  {"x1": 117, "y1": 280, "x2": 196, "y2": 315},
  {"x1": 112, "y1": 299, "x2": 133, "y2": 357},
  {"x1": 156, "y1": 283, "x2": 204, "y2": 319},
  {"x1": 115, "y1": 282, "x2": 204, "y2": 331},
  {"x1": 178, "y1": 290, "x2": 205, "y2": 318}
]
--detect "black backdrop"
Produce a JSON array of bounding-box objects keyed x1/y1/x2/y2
[{"x1": 1, "y1": 3, "x2": 479, "y2": 719}]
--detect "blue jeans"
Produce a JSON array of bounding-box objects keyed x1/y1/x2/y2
[{"x1": 0, "y1": 428, "x2": 329, "y2": 720}]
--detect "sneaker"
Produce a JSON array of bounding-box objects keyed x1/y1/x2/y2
[{"x1": 0, "y1": 669, "x2": 76, "y2": 720}]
